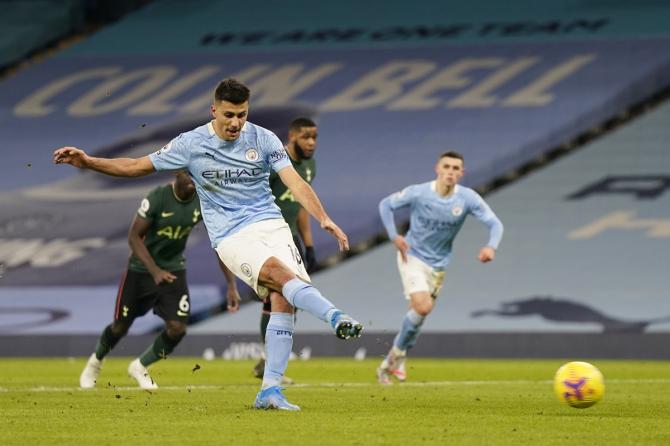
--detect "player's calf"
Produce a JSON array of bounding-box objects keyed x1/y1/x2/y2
[{"x1": 253, "y1": 357, "x2": 294, "y2": 384}]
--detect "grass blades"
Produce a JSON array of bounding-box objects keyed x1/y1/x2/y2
[{"x1": 1, "y1": 358, "x2": 669, "y2": 445}]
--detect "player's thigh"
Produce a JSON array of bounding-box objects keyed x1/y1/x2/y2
[
  {"x1": 216, "y1": 219, "x2": 310, "y2": 299},
  {"x1": 396, "y1": 254, "x2": 431, "y2": 298},
  {"x1": 154, "y1": 270, "x2": 190, "y2": 323},
  {"x1": 397, "y1": 253, "x2": 445, "y2": 301},
  {"x1": 114, "y1": 269, "x2": 158, "y2": 323}
]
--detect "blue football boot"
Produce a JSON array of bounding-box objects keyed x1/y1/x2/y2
[{"x1": 253, "y1": 386, "x2": 300, "y2": 411}]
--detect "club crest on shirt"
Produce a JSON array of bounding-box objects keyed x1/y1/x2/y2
[
  {"x1": 452, "y1": 206, "x2": 463, "y2": 216},
  {"x1": 245, "y1": 148, "x2": 259, "y2": 162},
  {"x1": 240, "y1": 263, "x2": 253, "y2": 278}
]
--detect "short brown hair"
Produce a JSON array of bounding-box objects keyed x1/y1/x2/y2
[
  {"x1": 439, "y1": 150, "x2": 464, "y2": 163},
  {"x1": 214, "y1": 78, "x2": 250, "y2": 104}
]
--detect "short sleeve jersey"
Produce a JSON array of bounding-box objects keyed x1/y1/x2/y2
[
  {"x1": 386, "y1": 182, "x2": 501, "y2": 269},
  {"x1": 149, "y1": 121, "x2": 292, "y2": 247},
  {"x1": 128, "y1": 184, "x2": 202, "y2": 273}
]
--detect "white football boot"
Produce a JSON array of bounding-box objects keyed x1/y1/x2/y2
[
  {"x1": 79, "y1": 353, "x2": 102, "y2": 389},
  {"x1": 128, "y1": 358, "x2": 158, "y2": 390},
  {"x1": 378, "y1": 347, "x2": 407, "y2": 384},
  {"x1": 389, "y1": 357, "x2": 407, "y2": 382}
]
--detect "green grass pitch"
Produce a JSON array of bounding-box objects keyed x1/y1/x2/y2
[{"x1": 1, "y1": 358, "x2": 669, "y2": 445}]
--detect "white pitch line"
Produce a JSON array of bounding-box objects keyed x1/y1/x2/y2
[
  {"x1": 1, "y1": 379, "x2": 669, "y2": 393},
  {"x1": 0, "y1": 385, "x2": 223, "y2": 393},
  {"x1": 290, "y1": 378, "x2": 670, "y2": 388}
]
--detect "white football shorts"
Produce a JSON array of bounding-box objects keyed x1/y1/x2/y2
[
  {"x1": 215, "y1": 218, "x2": 310, "y2": 298},
  {"x1": 397, "y1": 252, "x2": 445, "y2": 300}
]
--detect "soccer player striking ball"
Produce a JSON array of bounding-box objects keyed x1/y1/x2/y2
[
  {"x1": 253, "y1": 117, "x2": 319, "y2": 382},
  {"x1": 376, "y1": 151, "x2": 503, "y2": 384},
  {"x1": 54, "y1": 78, "x2": 363, "y2": 410},
  {"x1": 79, "y1": 170, "x2": 241, "y2": 389}
]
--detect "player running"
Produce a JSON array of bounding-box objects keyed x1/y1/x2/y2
[
  {"x1": 376, "y1": 151, "x2": 503, "y2": 384},
  {"x1": 79, "y1": 170, "x2": 240, "y2": 389}
]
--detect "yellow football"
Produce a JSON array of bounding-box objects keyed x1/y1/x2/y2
[{"x1": 554, "y1": 361, "x2": 605, "y2": 408}]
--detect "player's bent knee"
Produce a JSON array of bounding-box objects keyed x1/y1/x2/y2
[
  {"x1": 410, "y1": 295, "x2": 434, "y2": 317},
  {"x1": 165, "y1": 321, "x2": 187, "y2": 339},
  {"x1": 270, "y1": 292, "x2": 294, "y2": 313},
  {"x1": 110, "y1": 321, "x2": 130, "y2": 337},
  {"x1": 414, "y1": 305, "x2": 432, "y2": 317},
  {"x1": 259, "y1": 257, "x2": 296, "y2": 291}
]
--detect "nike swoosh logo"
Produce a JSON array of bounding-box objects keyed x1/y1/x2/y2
[
  {"x1": 161, "y1": 212, "x2": 175, "y2": 217},
  {"x1": 177, "y1": 311, "x2": 188, "y2": 316}
]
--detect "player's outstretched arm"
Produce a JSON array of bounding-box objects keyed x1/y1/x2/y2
[
  {"x1": 278, "y1": 166, "x2": 349, "y2": 251},
  {"x1": 53, "y1": 146, "x2": 155, "y2": 177}
]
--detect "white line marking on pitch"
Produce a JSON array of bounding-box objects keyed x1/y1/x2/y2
[{"x1": 1, "y1": 379, "x2": 669, "y2": 393}]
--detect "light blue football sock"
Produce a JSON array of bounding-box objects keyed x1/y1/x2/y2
[
  {"x1": 262, "y1": 312, "x2": 294, "y2": 390},
  {"x1": 282, "y1": 278, "x2": 336, "y2": 324},
  {"x1": 393, "y1": 309, "x2": 426, "y2": 352}
]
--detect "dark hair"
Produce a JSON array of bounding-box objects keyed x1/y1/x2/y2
[
  {"x1": 289, "y1": 117, "x2": 317, "y2": 132},
  {"x1": 214, "y1": 78, "x2": 250, "y2": 104},
  {"x1": 439, "y1": 150, "x2": 464, "y2": 163}
]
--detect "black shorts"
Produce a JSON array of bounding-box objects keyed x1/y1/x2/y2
[{"x1": 114, "y1": 269, "x2": 190, "y2": 323}]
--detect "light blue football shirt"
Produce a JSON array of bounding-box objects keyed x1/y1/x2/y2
[
  {"x1": 149, "y1": 121, "x2": 292, "y2": 247},
  {"x1": 380, "y1": 181, "x2": 503, "y2": 270}
]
